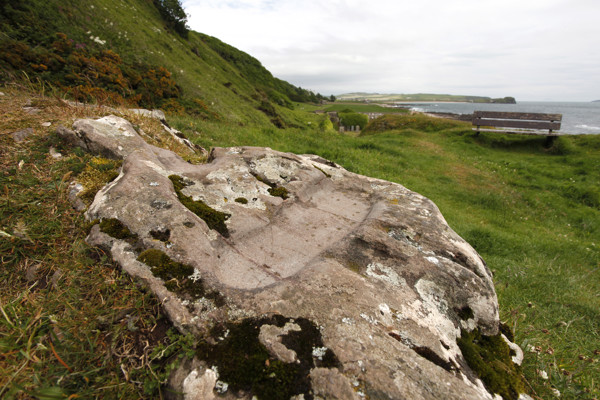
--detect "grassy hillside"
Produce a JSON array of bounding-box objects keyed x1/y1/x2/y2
[{"x1": 0, "y1": 0, "x2": 326, "y2": 128}]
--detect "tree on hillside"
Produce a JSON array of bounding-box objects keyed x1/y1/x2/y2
[{"x1": 153, "y1": 0, "x2": 188, "y2": 38}]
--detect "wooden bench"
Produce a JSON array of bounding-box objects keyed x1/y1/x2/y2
[{"x1": 472, "y1": 111, "x2": 562, "y2": 146}]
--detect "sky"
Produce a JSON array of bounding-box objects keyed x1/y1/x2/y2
[{"x1": 181, "y1": 0, "x2": 600, "y2": 101}]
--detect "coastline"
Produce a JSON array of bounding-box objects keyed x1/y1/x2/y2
[{"x1": 398, "y1": 101, "x2": 600, "y2": 135}]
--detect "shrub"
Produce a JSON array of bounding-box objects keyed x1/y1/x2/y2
[
  {"x1": 0, "y1": 32, "x2": 181, "y2": 108},
  {"x1": 339, "y1": 111, "x2": 369, "y2": 130}
]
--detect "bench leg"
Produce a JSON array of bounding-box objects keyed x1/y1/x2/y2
[{"x1": 544, "y1": 135, "x2": 557, "y2": 147}]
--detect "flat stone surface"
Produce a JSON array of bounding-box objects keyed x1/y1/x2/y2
[
  {"x1": 75, "y1": 115, "x2": 508, "y2": 399},
  {"x1": 11, "y1": 127, "x2": 34, "y2": 143}
]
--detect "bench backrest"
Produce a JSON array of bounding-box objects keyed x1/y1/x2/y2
[{"x1": 473, "y1": 111, "x2": 562, "y2": 132}]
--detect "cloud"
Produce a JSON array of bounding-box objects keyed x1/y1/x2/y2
[{"x1": 182, "y1": 0, "x2": 600, "y2": 100}]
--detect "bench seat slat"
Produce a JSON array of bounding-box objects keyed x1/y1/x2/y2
[
  {"x1": 473, "y1": 111, "x2": 562, "y2": 121},
  {"x1": 473, "y1": 118, "x2": 561, "y2": 130},
  {"x1": 471, "y1": 128, "x2": 562, "y2": 136}
]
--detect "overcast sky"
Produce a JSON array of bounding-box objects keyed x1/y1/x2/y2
[{"x1": 182, "y1": 0, "x2": 600, "y2": 101}]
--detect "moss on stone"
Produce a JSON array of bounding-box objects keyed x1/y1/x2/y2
[
  {"x1": 99, "y1": 218, "x2": 138, "y2": 240},
  {"x1": 138, "y1": 248, "x2": 193, "y2": 278},
  {"x1": 268, "y1": 186, "x2": 289, "y2": 199},
  {"x1": 314, "y1": 165, "x2": 331, "y2": 178},
  {"x1": 77, "y1": 156, "x2": 122, "y2": 204},
  {"x1": 149, "y1": 228, "x2": 171, "y2": 242},
  {"x1": 168, "y1": 175, "x2": 231, "y2": 238},
  {"x1": 84, "y1": 219, "x2": 100, "y2": 234},
  {"x1": 457, "y1": 328, "x2": 524, "y2": 400},
  {"x1": 347, "y1": 261, "x2": 361, "y2": 274},
  {"x1": 499, "y1": 322, "x2": 515, "y2": 342},
  {"x1": 234, "y1": 197, "x2": 248, "y2": 204},
  {"x1": 251, "y1": 172, "x2": 290, "y2": 200},
  {"x1": 137, "y1": 248, "x2": 224, "y2": 305},
  {"x1": 456, "y1": 305, "x2": 474, "y2": 321},
  {"x1": 196, "y1": 315, "x2": 340, "y2": 400}
]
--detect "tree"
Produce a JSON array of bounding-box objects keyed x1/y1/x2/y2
[{"x1": 153, "y1": 0, "x2": 188, "y2": 38}]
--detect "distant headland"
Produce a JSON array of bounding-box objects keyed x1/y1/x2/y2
[{"x1": 336, "y1": 93, "x2": 517, "y2": 104}]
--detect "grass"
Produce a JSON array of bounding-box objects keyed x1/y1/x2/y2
[
  {"x1": 0, "y1": 86, "x2": 196, "y2": 399},
  {"x1": 1, "y1": 85, "x2": 599, "y2": 399}
]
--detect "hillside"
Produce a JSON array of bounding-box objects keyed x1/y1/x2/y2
[{"x1": 0, "y1": 0, "x2": 327, "y2": 128}]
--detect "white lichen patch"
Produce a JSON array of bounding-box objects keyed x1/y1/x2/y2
[
  {"x1": 426, "y1": 256, "x2": 440, "y2": 265},
  {"x1": 359, "y1": 313, "x2": 379, "y2": 325},
  {"x1": 366, "y1": 263, "x2": 406, "y2": 288},
  {"x1": 183, "y1": 368, "x2": 217, "y2": 400},
  {"x1": 96, "y1": 115, "x2": 137, "y2": 136},
  {"x1": 312, "y1": 346, "x2": 328, "y2": 360},
  {"x1": 258, "y1": 322, "x2": 302, "y2": 363},
  {"x1": 183, "y1": 167, "x2": 267, "y2": 211},
  {"x1": 250, "y1": 154, "x2": 301, "y2": 185},
  {"x1": 401, "y1": 279, "x2": 462, "y2": 361},
  {"x1": 215, "y1": 380, "x2": 229, "y2": 393},
  {"x1": 189, "y1": 268, "x2": 202, "y2": 283}
]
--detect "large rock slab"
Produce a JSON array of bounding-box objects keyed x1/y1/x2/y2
[{"x1": 70, "y1": 115, "x2": 508, "y2": 399}]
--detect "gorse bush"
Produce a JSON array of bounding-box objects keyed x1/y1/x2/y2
[{"x1": 0, "y1": 32, "x2": 181, "y2": 108}]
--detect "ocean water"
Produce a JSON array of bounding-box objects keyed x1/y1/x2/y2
[{"x1": 405, "y1": 101, "x2": 600, "y2": 135}]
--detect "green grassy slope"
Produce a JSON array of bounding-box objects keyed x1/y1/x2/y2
[{"x1": 0, "y1": 0, "x2": 324, "y2": 128}]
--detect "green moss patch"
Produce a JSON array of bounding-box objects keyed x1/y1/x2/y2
[
  {"x1": 196, "y1": 315, "x2": 340, "y2": 399},
  {"x1": 149, "y1": 228, "x2": 171, "y2": 242},
  {"x1": 314, "y1": 165, "x2": 331, "y2": 178},
  {"x1": 455, "y1": 305, "x2": 475, "y2": 321},
  {"x1": 137, "y1": 249, "x2": 224, "y2": 305},
  {"x1": 168, "y1": 175, "x2": 230, "y2": 238},
  {"x1": 251, "y1": 172, "x2": 290, "y2": 200},
  {"x1": 77, "y1": 157, "x2": 122, "y2": 204},
  {"x1": 499, "y1": 322, "x2": 515, "y2": 343},
  {"x1": 457, "y1": 328, "x2": 524, "y2": 400},
  {"x1": 267, "y1": 186, "x2": 289, "y2": 199},
  {"x1": 234, "y1": 197, "x2": 248, "y2": 204},
  {"x1": 99, "y1": 218, "x2": 138, "y2": 241}
]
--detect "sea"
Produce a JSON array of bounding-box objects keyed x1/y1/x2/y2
[{"x1": 401, "y1": 101, "x2": 600, "y2": 135}]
